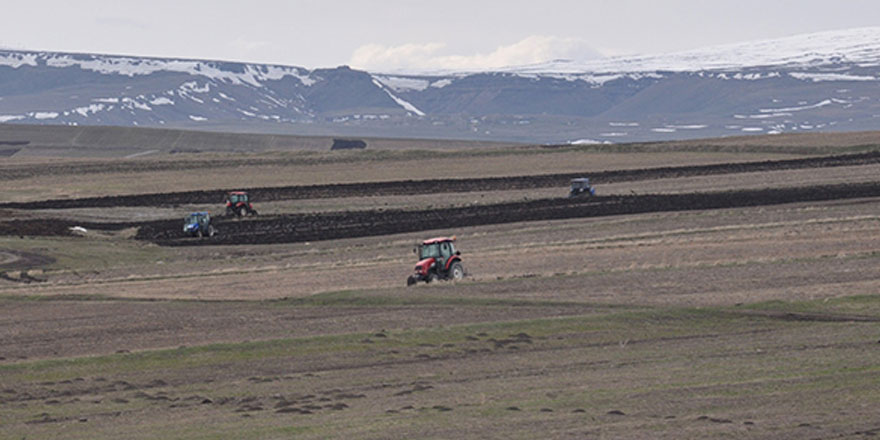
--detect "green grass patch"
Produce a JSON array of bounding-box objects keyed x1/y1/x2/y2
[
  {"x1": 0, "y1": 307, "x2": 746, "y2": 380},
  {"x1": 0, "y1": 330, "x2": 380, "y2": 382},
  {"x1": 0, "y1": 293, "x2": 121, "y2": 302},
  {"x1": 743, "y1": 294, "x2": 880, "y2": 318},
  {"x1": 0, "y1": 236, "x2": 170, "y2": 273},
  {"x1": 275, "y1": 289, "x2": 598, "y2": 309}
]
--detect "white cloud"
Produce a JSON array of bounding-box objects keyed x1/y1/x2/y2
[
  {"x1": 349, "y1": 36, "x2": 603, "y2": 72},
  {"x1": 350, "y1": 42, "x2": 446, "y2": 70}
]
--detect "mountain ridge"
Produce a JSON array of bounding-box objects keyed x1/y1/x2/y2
[{"x1": 2, "y1": 28, "x2": 880, "y2": 144}]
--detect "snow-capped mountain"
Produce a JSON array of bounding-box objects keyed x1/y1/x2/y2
[
  {"x1": 2, "y1": 28, "x2": 880, "y2": 144},
  {"x1": 501, "y1": 27, "x2": 880, "y2": 75}
]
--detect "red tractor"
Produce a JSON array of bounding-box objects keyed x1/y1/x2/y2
[
  {"x1": 406, "y1": 236, "x2": 465, "y2": 286},
  {"x1": 225, "y1": 191, "x2": 258, "y2": 217}
]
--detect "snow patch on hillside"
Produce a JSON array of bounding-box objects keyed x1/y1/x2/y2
[
  {"x1": 73, "y1": 103, "x2": 106, "y2": 117},
  {"x1": 430, "y1": 79, "x2": 453, "y2": 88},
  {"x1": 569, "y1": 139, "x2": 611, "y2": 145},
  {"x1": 666, "y1": 124, "x2": 707, "y2": 129},
  {"x1": 371, "y1": 79, "x2": 425, "y2": 116},
  {"x1": 180, "y1": 81, "x2": 212, "y2": 93},
  {"x1": 150, "y1": 97, "x2": 174, "y2": 105},
  {"x1": 576, "y1": 74, "x2": 623, "y2": 85},
  {"x1": 0, "y1": 52, "x2": 37, "y2": 68},
  {"x1": 789, "y1": 72, "x2": 877, "y2": 82},
  {"x1": 31, "y1": 52, "x2": 316, "y2": 87},
  {"x1": 759, "y1": 99, "x2": 832, "y2": 113},
  {"x1": 121, "y1": 97, "x2": 151, "y2": 111},
  {"x1": 258, "y1": 65, "x2": 316, "y2": 86},
  {"x1": 373, "y1": 75, "x2": 430, "y2": 92}
]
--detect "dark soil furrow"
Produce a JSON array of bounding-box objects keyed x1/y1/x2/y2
[
  {"x1": 4, "y1": 182, "x2": 879, "y2": 244},
  {"x1": 134, "y1": 182, "x2": 880, "y2": 246}
]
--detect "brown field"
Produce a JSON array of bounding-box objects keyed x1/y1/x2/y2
[
  {"x1": 1, "y1": 131, "x2": 880, "y2": 439},
  {"x1": 2, "y1": 149, "x2": 800, "y2": 203}
]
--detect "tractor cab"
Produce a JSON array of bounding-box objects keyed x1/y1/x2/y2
[
  {"x1": 225, "y1": 191, "x2": 258, "y2": 217},
  {"x1": 228, "y1": 192, "x2": 249, "y2": 204},
  {"x1": 183, "y1": 212, "x2": 215, "y2": 237},
  {"x1": 407, "y1": 236, "x2": 464, "y2": 285},
  {"x1": 569, "y1": 178, "x2": 596, "y2": 197},
  {"x1": 419, "y1": 238, "x2": 458, "y2": 267}
]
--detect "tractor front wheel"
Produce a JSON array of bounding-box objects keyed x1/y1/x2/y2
[
  {"x1": 239, "y1": 207, "x2": 248, "y2": 217},
  {"x1": 450, "y1": 263, "x2": 464, "y2": 281},
  {"x1": 426, "y1": 273, "x2": 438, "y2": 283},
  {"x1": 207, "y1": 225, "x2": 215, "y2": 237}
]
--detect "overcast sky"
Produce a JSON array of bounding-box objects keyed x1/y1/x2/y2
[{"x1": 1, "y1": 0, "x2": 878, "y2": 71}]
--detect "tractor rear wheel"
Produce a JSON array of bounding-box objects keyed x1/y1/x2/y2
[{"x1": 450, "y1": 263, "x2": 464, "y2": 281}]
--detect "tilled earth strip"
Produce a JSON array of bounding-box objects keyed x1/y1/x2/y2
[
  {"x1": 3, "y1": 182, "x2": 880, "y2": 244},
  {"x1": 134, "y1": 181, "x2": 880, "y2": 246},
  {"x1": 3, "y1": 151, "x2": 880, "y2": 210}
]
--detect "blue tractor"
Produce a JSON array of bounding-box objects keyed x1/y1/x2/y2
[
  {"x1": 183, "y1": 212, "x2": 216, "y2": 238},
  {"x1": 568, "y1": 178, "x2": 596, "y2": 198}
]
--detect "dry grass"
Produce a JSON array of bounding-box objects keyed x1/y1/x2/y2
[
  {"x1": 1, "y1": 149, "x2": 799, "y2": 203},
  {"x1": 2, "y1": 296, "x2": 879, "y2": 439},
  {"x1": 665, "y1": 130, "x2": 880, "y2": 149}
]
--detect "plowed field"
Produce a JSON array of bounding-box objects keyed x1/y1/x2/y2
[
  {"x1": 3, "y1": 150, "x2": 878, "y2": 209},
  {"x1": 133, "y1": 182, "x2": 880, "y2": 246},
  {"x1": 2, "y1": 135, "x2": 880, "y2": 439},
  {"x1": 3, "y1": 151, "x2": 880, "y2": 247}
]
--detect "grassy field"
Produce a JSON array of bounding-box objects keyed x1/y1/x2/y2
[
  {"x1": 2, "y1": 294, "x2": 879, "y2": 439},
  {"x1": 1, "y1": 131, "x2": 880, "y2": 438}
]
